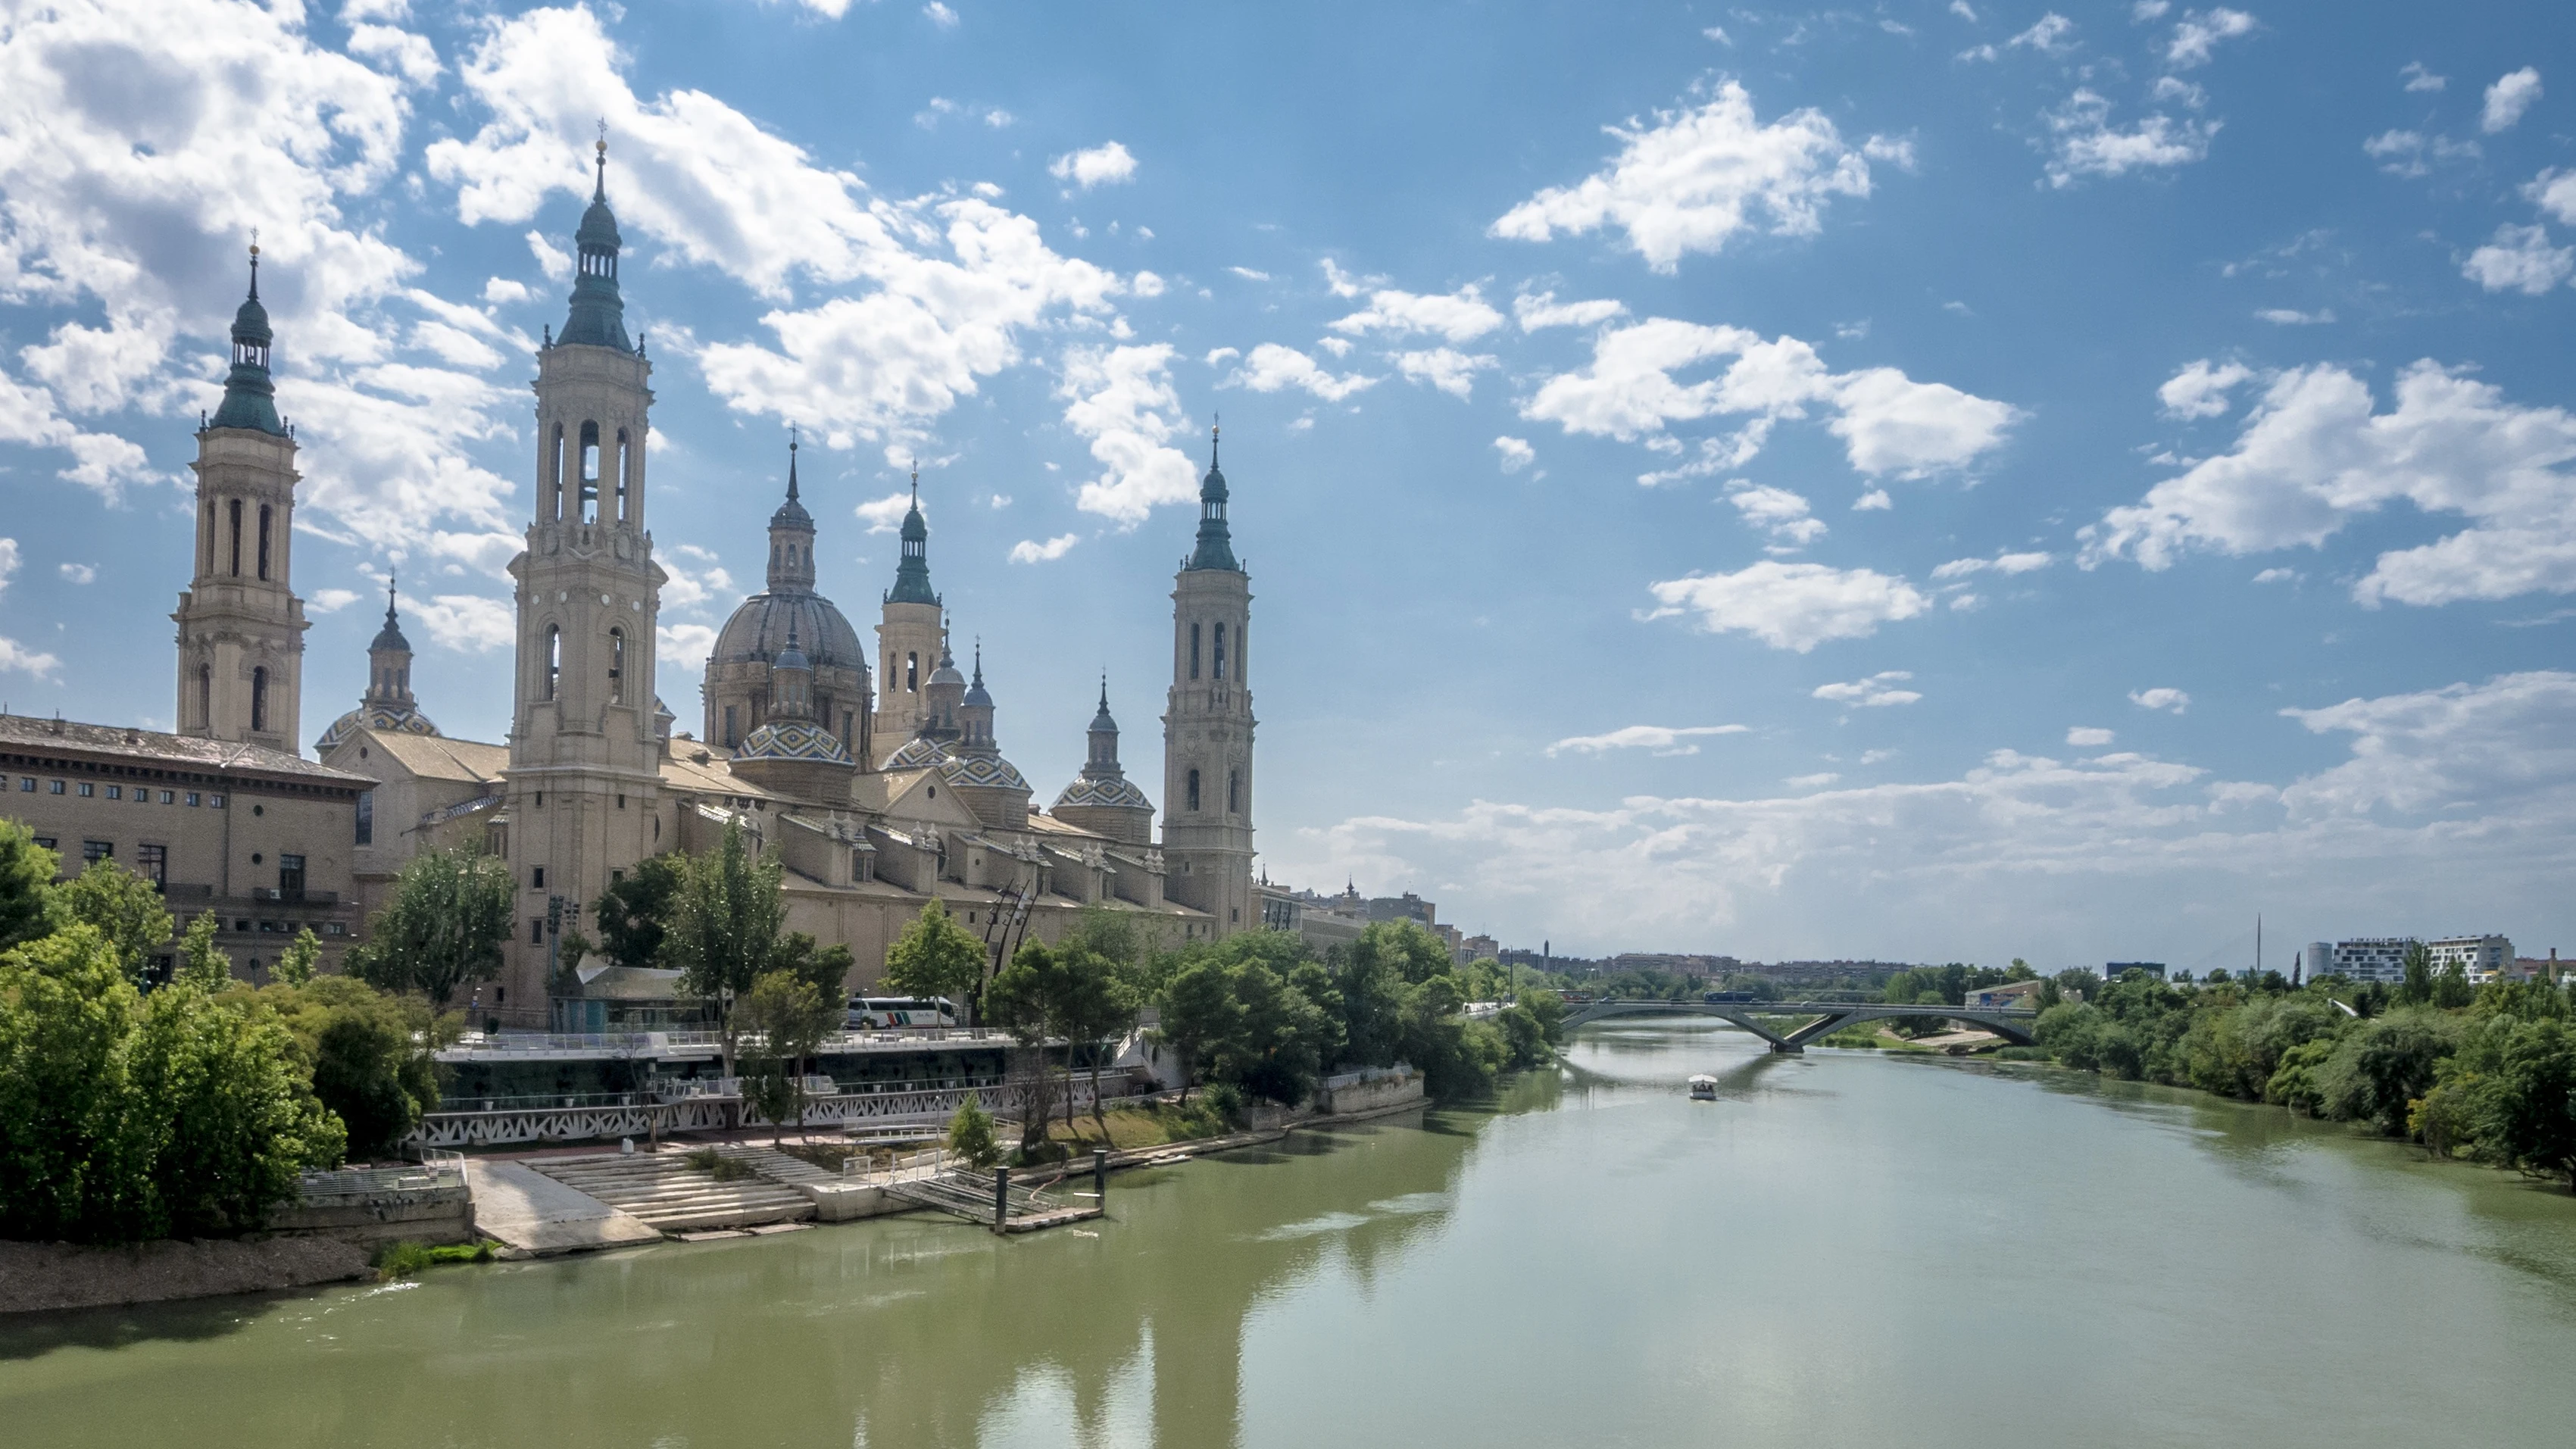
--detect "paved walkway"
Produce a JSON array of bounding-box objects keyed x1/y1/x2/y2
[{"x1": 464, "y1": 1159, "x2": 663, "y2": 1257}]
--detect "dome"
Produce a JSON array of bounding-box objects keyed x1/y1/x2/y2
[
  {"x1": 885, "y1": 735, "x2": 950, "y2": 771},
  {"x1": 232, "y1": 289, "x2": 272, "y2": 346},
  {"x1": 736, "y1": 717, "x2": 851, "y2": 765},
  {"x1": 941, "y1": 753, "x2": 1031, "y2": 793},
  {"x1": 710, "y1": 590, "x2": 867, "y2": 673},
  {"x1": 928, "y1": 651, "x2": 966, "y2": 689},
  {"x1": 316, "y1": 701, "x2": 439, "y2": 757},
  {"x1": 1054, "y1": 774, "x2": 1151, "y2": 811},
  {"x1": 576, "y1": 195, "x2": 622, "y2": 252}
]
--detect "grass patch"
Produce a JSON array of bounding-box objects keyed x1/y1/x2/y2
[
  {"x1": 1033, "y1": 1098, "x2": 1244, "y2": 1153},
  {"x1": 682, "y1": 1147, "x2": 756, "y2": 1182},
  {"x1": 370, "y1": 1239, "x2": 497, "y2": 1279},
  {"x1": 776, "y1": 1142, "x2": 863, "y2": 1173}
]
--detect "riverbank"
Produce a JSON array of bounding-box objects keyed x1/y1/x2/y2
[{"x1": 0, "y1": 1235, "x2": 373, "y2": 1316}]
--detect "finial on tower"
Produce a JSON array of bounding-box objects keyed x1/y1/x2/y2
[
  {"x1": 787, "y1": 424, "x2": 801, "y2": 501},
  {"x1": 386, "y1": 572, "x2": 398, "y2": 623},
  {"x1": 594, "y1": 120, "x2": 608, "y2": 201},
  {"x1": 1210, "y1": 413, "x2": 1219, "y2": 470},
  {"x1": 247, "y1": 229, "x2": 261, "y2": 299}
]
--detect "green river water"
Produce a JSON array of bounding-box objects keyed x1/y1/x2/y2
[{"x1": 7, "y1": 1020, "x2": 2576, "y2": 1447}]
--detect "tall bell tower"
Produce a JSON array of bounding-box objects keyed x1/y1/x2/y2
[
  {"x1": 497, "y1": 139, "x2": 667, "y2": 1025},
  {"x1": 173, "y1": 242, "x2": 308, "y2": 754},
  {"x1": 872, "y1": 470, "x2": 944, "y2": 763},
  {"x1": 1161, "y1": 428, "x2": 1256, "y2": 936}
]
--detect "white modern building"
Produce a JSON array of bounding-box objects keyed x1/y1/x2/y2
[
  {"x1": 2330, "y1": 938, "x2": 2415, "y2": 984},
  {"x1": 2301, "y1": 942, "x2": 2331, "y2": 985},
  {"x1": 2428, "y1": 935, "x2": 2515, "y2": 985}
]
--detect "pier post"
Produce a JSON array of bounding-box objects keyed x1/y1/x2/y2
[
  {"x1": 993, "y1": 1166, "x2": 1010, "y2": 1232},
  {"x1": 1092, "y1": 1148, "x2": 1107, "y2": 1216}
]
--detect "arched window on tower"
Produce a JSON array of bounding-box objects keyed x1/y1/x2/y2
[
  {"x1": 1213, "y1": 623, "x2": 1227, "y2": 682},
  {"x1": 614, "y1": 429, "x2": 631, "y2": 523},
  {"x1": 906, "y1": 652, "x2": 919, "y2": 693},
  {"x1": 250, "y1": 667, "x2": 269, "y2": 733},
  {"x1": 725, "y1": 704, "x2": 738, "y2": 748},
  {"x1": 577, "y1": 422, "x2": 601, "y2": 525},
  {"x1": 548, "y1": 423, "x2": 566, "y2": 522},
  {"x1": 257, "y1": 504, "x2": 273, "y2": 581},
  {"x1": 543, "y1": 626, "x2": 560, "y2": 701},
  {"x1": 202, "y1": 501, "x2": 216, "y2": 576},
  {"x1": 227, "y1": 499, "x2": 243, "y2": 576},
  {"x1": 1229, "y1": 768, "x2": 1239, "y2": 814},
  {"x1": 1187, "y1": 767, "x2": 1201, "y2": 812},
  {"x1": 1189, "y1": 623, "x2": 1201, "y2": 680},
  {"x1": 195, "y1": 665, "x2": 211, "y2": 730},
  {"x1": 607, "y1": 628, "x2": 626, "y2": 704}
]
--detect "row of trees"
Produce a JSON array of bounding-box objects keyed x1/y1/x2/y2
[
  {"x1": 2022, "y1": 949, "x2": 2576, "y2": 1191},
  {"x1": 0, "y1": 822, "x2": 445, "y2": 1243}
]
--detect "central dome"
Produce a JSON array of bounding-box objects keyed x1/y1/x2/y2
[{"x1": 711, "y1": 592, "x2": 866, "y2": 673}]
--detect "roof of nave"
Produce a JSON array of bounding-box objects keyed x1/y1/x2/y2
[
  {"x1": 657, "y1": 746, "x2": 784, "y2": 801},
  {"x1": 337, "y1": 728, "x2": 507, "y2": 786},
  {"x1": 0, "y1": 713, "x2": 372, "y2": 787}
]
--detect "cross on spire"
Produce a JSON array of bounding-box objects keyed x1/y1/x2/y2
[{"x1": 593, "y1": 119, "x2": 608, "y2": 200}]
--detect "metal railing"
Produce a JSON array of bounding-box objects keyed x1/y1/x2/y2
[{"x1": 298, "y1": 1159, "x2": 465, "y2": 1201}]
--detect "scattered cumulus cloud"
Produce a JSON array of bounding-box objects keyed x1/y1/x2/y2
[
  {"x1": 1227, "y1": 266, "x2": 1271, "y2": 283},
  {"x1": 1547, "y1": 723, "x2": 1749, "y2": 757},
  {"x1": 2010, "y1": 14, "x2": 2078, "y2": 55},
  {"x1": 2401, "y1": 62, "x2": 2446, "y2": 93},
  {"x1": 307, "y1": 588, "x2": 361, "y2": 614},
  {"x1": 1223, "y1": 343, "x2": 1379, "y2": 401},
  {"x1": 1515, "y1": 291, "x2": 1628, "y2": 330},
  {"x1": 857, "y1": 491, "x2": 917, "y2": 534},
  {"x1": 56, "y1": 563, "x2": 94, "y2": 585},
  {"x1": 1394, "y1": 348, "x2": 1498, "y2": 399},
  {"x1": 2364, "y1": 130, "x2": 2480, "y2": 179},
  {"x1": 409, "y1": 594, "x2": 515, "y2": 653},
  {"x1": 1008, "y1": 533, "x2": 1079, "y2": 564},
  {"x1": 2066, "y1": 726, "x2": 2115, "y2": 746},
  {"x1": 1494, "y1": 436, "x2": 1536, "y2": 474},
  {"x1": 2131, "y1": 687, "x2": 2191, "y2": 712},
  {"x1": 2528, "y1": 169, "x2": 2576, "y2": 226},
  {"x1": 1813, "y1": 670, "x2": 1922, "y2": 707},
  {"x1": 1930, "y1": 551, "x2": 2052, "y2": 579},
  {"x1": 1723, "y1": 482, "x2": 1826, "y2": 547},
  {"x1": 2255, "y1": 308, "x2": 2334, "y2": 325},
  {"x1": 2159, "y1": 359, "x2": 2254, "y2": 419},
  {"x1": 1647, "y1": 561, "x2": 1933, "y2": 652},
  {"x1": 2046, "y1": 90, "x2": 2220, "y2": 186},
  {"x1": 2252, "y1": 567, "x2": 2301, "y2": 584},
  {"x1": 923, "y1": 3, "x2": 959, "y2": 30},
  {"x1": 1330, "y1": 284, "x2": 1504, "y2": 344},
  {"x1": 2462, "y1": 225, "x2": 2574, "y2": 295},
  {"x1": 1058, "y1": 344, "x2": 1199, "y2": 526},
  {"x1": 1490, "y1": 82, "x2": 1891, "y2": 272},
  {"x1": 1051, "y1": 141, "x2": 1137, "y2": 189},
  {"x1": 2483, "y1": 67, "x2": 2543, "y2": 133},
  {"x1": 2164, "y1": 8, "x2": 2255, "y2": 69}
]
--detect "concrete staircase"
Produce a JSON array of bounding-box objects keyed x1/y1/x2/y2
[{"x1": 528, "y1": 1151, "x2": 817, "y2": 1234}]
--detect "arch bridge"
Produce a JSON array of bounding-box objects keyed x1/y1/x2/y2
[{"x1": 1559, "y1": 999, "x2": 2038, "y2": 1054}]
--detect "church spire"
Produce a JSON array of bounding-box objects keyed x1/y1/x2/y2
[
  {"x1": 1185, "y1": 420, "x2": 1238, "y2": 572},
  {"x1": 888, "y1": 462, "x2": 938, "y2": 604},
  {"x1": 557, "y1": 128, "x2": 632, "y2": 351},
  {"x1": 767, "y1": 430, "x2": 817, "y2": 592},
  {"x1": 209, "y1": 238, "x2": 285, "y2": 435}
]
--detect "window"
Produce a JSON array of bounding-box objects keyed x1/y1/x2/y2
[
  {"x1": 532, "y1": 866, "x2": 547, "y2": 890},
  {"x1": 531, "y1": 918, "x2": 545, "y2": 945},
  {"x1": 77, "y1": 782, "x2": 93, "y2": 798},
  {"x1": 136, "y1": 844, "x2": 166, "y2": 887},
  {"x1": 608, "y1": 628, "x2": 626, "y2": 704},
  {"x1": 1187, "y1": 767, "x2": 1201, "y2": 812},
  {"x1": 251, "y1": 667, "x2": 268, "y2": 732},
  {"x1": 186, "y1": 792, "x2": 201, "y2": 807},
  {"x1": 48, "y1": 780, "x2": 64, "y2": 795},
  {"x1": 356, "y1": 791, "x2": 373, "y2": 845},
  {"x1": 278, "y1": 854, "x2": 304, "y2": 899},
  {"x1": 1214, "y1": 623, "x2": 1227, "y2": 682},
  {"x1": 1189, "y1": 622, "x2": 1201, "y2": 679},
  {"x1": 543, "y1": 626, "x2": 560, "y2": 701},
  {"x1": 32, "y1": 837, "x2": 55, "y2": 851},
  {"x1": 16, "y1": 778, "x2": 30, "y2": 791},
  {"x1": 196, "y1": 666, "x2": 211, "y2": 730},
  {"x1": 578, "y1": 420, "x2": 601, "y2": 525},
  {"x1": 906, "y1": 651, "x2": 920, "y2": 692},
  {"x1": 83, "y1": 841, "x2": 112, "y2": 864},
  {"x1": 257, "y1": 504, "x2": 273, "y2": 581},
  {"x1": 724, "y1": 704, "x2": 739, "y2": 748},
  {"x1": 614, "y1": 427, "x2": 631, "y2": 520},
  {"x1": 227, "y1": 498, "x2": 242, "y2": 576},
  {"x1": 105, "y1": 785, "x2": 120, "y2": 800},
  {"x1": 1229, "y1": 768, "x2": 1239, "y2": 814}
]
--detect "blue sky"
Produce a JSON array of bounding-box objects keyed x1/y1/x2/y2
[{"x1": 2, "y1": 1, "x2": 2571, "y2": 970}]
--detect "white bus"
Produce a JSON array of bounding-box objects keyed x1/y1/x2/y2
[{"x1": 845, "y1": 995, "x2": 959, "y2": 1030}]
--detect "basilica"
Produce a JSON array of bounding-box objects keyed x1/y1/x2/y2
[{"x1": 171, "y1": 144, "x2": 1257, "y2": 1029}]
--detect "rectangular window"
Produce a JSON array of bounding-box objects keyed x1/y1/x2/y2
[
  {"x1": 136, "y1": 844, "x2": 167, "y2": 886},
  {"x1": 49, "y1": 780, "x2": 65, "y2": 795},
  {"x1": 532, "y1": 866, "x2": 547, "y2": 891},
  {"x1": 1214, "y1": 623, "x2": 1227, "y2": 682},
  {"x1": 186, "y1": 792, "x2": 201, "y2": 807},
  {"x1": 17, "y1": 777, "x2": 32, "y2": 792},
  {"x1": 1189, "y1": 623, "x2": 1201, "y2": 679},
  {"x1": 76, "y1": 782, "x2": 94, "y2": 798},
  {"x1": 324, "y1": 922, "x2": 348, "y2": 936},
  {"x1": 355, "y1": 790, "x2": 373, "y2": 846},
  {"x1": 531, "y1": 917, "x2": 545, "y2": 945},
  {"x1": 724, "y1": 704, "x2": 738, "y2": 748},
  {"x1": 32, "y1": 837, "x2": 55, "y2": 851},
  {"x1": 278, "y1": 854, "x2": 305, "y2": 898},
  {"x1": 83, "y1": 841, "x2": 112, "y2": 864},
  {"x1": 105, "y1": 785, "x2": 120, "y2": 801},
  {"x1": 159, "y1": 790, "x2": 173, "y2": 804}
]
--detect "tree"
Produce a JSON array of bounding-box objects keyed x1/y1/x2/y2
[
  {"x1": 348, "y1": 847, "x2": 512, "y2": 1007},
  {"x1": 2399, "y1": 942, "x2": 2435, "y2": 1006},
  {"x1": 1210, "y1": 959, "x2": 1334, "y2": 1106},
  {"x1": 775, "y1": 931, "x2": 857, "y2": 1007},
  {"x1": 272, "y1": 927, "x2": 321, "y2": 988},
  {"x1": 0, "y1": 820, "x2": 62, "y2": 953},
  {"x1": 882, "y1": 899, "x2": 986, "y2": 1016},
  {"x1": 986, "y1": 941, "x2": 1073, "y2": 1151},
  {"x1": 737, "y1": 970, "x2": 840, "y2": 1139},
  {"x1": 1153, "y1": 957, "x2": 1238, "y2": 1104},
  {"x1": 177, "y1": 910, "x2": 230, "y2": 989},
  {"x1": 947, "y1": 1093, "x2": 999, "y2": 1167},
  {"x1": 664, "y1": 820, "x2": 787, "y2": 1076},
  {"x1": 0, "y1": 926, "x2": 145, "y2": 1240},
  {"x1": 594, "y1": 853, "x2": 685, "y2": 970},
  {"x1": 258, "y1": 975, "x2": 439, "y2": 1162},
  {"x1": 52, "y1": 860, "x2": 172, "y2": 986},
  {"x1": 1051, "y1": 947, "x2": 1137, "y2": 1134}
]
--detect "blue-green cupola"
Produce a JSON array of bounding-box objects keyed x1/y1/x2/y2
[
  {"x1": 208, "y1": 242, "x2": 286, "y2": 435},
  {"x1": 556, "y1": 138, "x2": 632, "y2": 352},
  {"x1": 1185, "y1": 424, "x2": 1238, "y2": 572},
  {"x1": 767, "y1": 433, "x2": 817, "y2": 593},
  {"x1": 886, "y1": 468, "x2": 938, "y2": 605}
]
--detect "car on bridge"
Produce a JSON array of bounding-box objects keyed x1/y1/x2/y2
[{"x1": 1703, "y1": 990, "x2": 1756, "y2": 1004}]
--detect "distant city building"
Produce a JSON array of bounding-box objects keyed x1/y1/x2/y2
[
  {"x1": 2506, "y1": 951, "x2": 2562, "y2": 983},
  {"x1": 2302, "y1": 942, "x2": 2331, "y2": 985},
  {"x1": 1609, "y1": 953, "x2": 1738, "y2": 977},
  {"x1": 2106, "y1": 961, "x2": 2167, "y2": 979},
  {"x1": 2331, "y1": 938, "x2": 2415, "y2": 984},
  {"x1": 1964, "y1": 979, "x2": 2045, "y2": 1010},
  {"x1": 1460, "y1": 932, "x2": 1500, "y2": 961},
  {"x1": 2428, "y1": 934, "x2": 2514, "y2": 984}
]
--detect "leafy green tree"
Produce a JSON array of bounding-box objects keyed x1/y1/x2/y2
[
  {"x1": 0, "y1": 926, "x2": 145, "y2": 1239},
  {"x1": 664, "y1": 821, "x2": 787, "y2": 1076},
  {"x1": 271, "y1": 927, "x2": 320, "y2": 988},
  {"x1": 2399, "y1": 942, "x2": 2435, "y2": 1006},
  {"x1": 1152, "y1": 957, "x2": 1238, "y2": 1104},
  {"x1": 2473, "y1": 1018, "x2": 2576, "y2": 1190},
  {"x1": 256, "y1": 975, "x2": 439, "y2": 1161},
  {"x1": 126, "y1": 976, "x2": 345, "y2": 1237},
  {"x1": 987, "y1": 941, "x2": 1080, "y2": 1148},
  {"x1": 2315, "y1": 1007, "x2": 2461, "y2": 1135},
  {"x1": 594, "y1": 853, "x2": 685, "y2": 969},
  {"x1": 1051, "y1": 948, "x2": 1138, "y2": 1132},
  {"x1": 177, "y1": 910, "x2": 230, "y2": 988},
  {"x1": 348, "y1": 847, "x2": 512, "y2": 1007},
  {"x1": 946, "y1": 1093, "x2": 999, "y2": 1167},
  {"x1": 2265, "y1": 1038, "x2": 2338, "y2": 1116},
  {"x1": 737, "y1": 969, "x2": 841, "y2": 1138},
  {"x1": 0, "y1": 820, "x2": 63, "y2": 953},
  {"x1": 52, "y1": 860, "x2": 172, "y2": 986},
  {"x1": 2432, "y1": 960, "x2": 2475, "y2": 1010},
  {"x1": 881, "y1": 898, "x2": 987, "y2": 1017},
  {"x1": 1209, "y1": 958, "x2": 1334, "y2": 1106},
  {"x1": 1521, "y1": 988, "x2": 1567, "y2": 1045},
  {"x1": 774, "y1": 931, "x2": 857, "y2": 1007}
]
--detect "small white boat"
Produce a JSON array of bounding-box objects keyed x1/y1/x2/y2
[{"x1": 1687, "y1": 1074, "x2": 1719, "y2": 1101}]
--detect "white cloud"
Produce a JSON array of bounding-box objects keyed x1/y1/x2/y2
[
  {"x1": 1330, "y1": 284, "x2": 1505, "y2": 344},
  {"x1": 346, "y1": 21, "x2": 440, "y2": 88},
  {"x1": 1490, "y1": 82, "x2": 1885, "y2": 272},
  {"x1": 408, "y1": 593, "x2": 515, "y2": 653},
  {"x1": 1494, "y1": 436, "x2": 1536, "y2": 474},
  {"x1": 1785, "y1": 772, "x2": 1843, "y2": 789},
  {"x1": 2254, "y1": 307, "x2": 2334, "y2": 325},
  {"x1": 2364, "y1": 129, "x2": 2480, "y2": 179},
  {"x1": 2401, "y1": 62, "x2": 2446, "y2": 93},
  {"x1": 2010, "y1": 14, "x2": 2078, "y2": 54},
  {"x1": 1008, "y1": 533, "x2": 1079, "y2": 564},
  {"x1": 1226, "y1": 266, "x2": 1271, "y2": 282},
  {"x1": 2133, "y1": 1, "x2": 2171, "y2": 18},
  {"x1": 1813, "y1": 670, "x2": 1922, "y2": 707},
  {"x1": 2164, "y1": 8, "x2": 2255, "y2": 69},
  {"x1": 2131, "y1": 687, "x2": 2190, "y2": 712},
  {"x1": 1280, "y1": 672, "x2": 2576, "y2": 959},
  {"x1": 2528, "y1": 169, "x2": 2576, "y2": 226},
  {"x1": 0, "y1": 635, "x2": 61, "y2": 679},
  {"x1": 1953, "y1": 1, "x2": 1981, "y2": 18},
  {"x1": 1930, "y1": 551, "x2": 2052, "y2": 579},
  {"x1": 657, "y1": 544, "x2": 733, "y2": 613},
  {"x1": 1513, "y1": 291, "x2": 1627, "y2": 330},
  {"x1": 1647, "y1": 561, "x2": 1932, "y2": 651},
  {"x1": 1853, "y1": 488, "x2": 1893, "y2": 511},
  {"x1": 0, "y1": 540, "x2": 17, "y2": 594},
  {"x1": 481, "y1": 276, "x2": 532, "y2": 305},
  {"x1": 2065, "y1": 726, "x2": 2115, "y2": 746},
  {"x1": 2483, "y1": 67, "x2": 2543, "y2": 133},
  {"x1": 2045, "y1": 90, "x2": 2220, "y2": 186},
  {"x1": 1520, "y1": 320, "x2": 2018, "y2": 479},
  {"x1": 1224, "y1": 343, "x2": 1378, "y2": 402},
  {"x1": 308, "y1": 588, "x2": 361, "y2": 614},
  {"x1": 657, "y1": 622, "x2": 717, "y2": 664},
  {"x1": 2462, "y1": 224, "x2": 2574, "y2": 295},
  {"x1": 1547, "y1": 723, "x2": 1749, "y2": 757},
  {"x1": 1050, "y1": 141, "x2": 1137, "y2": 189},
  {"x1": 2252, "y1": 567, "x2": 2300, "y2": 583},
  {"x1": 2159, "y1": 358, "x2": 2253, "y2": 419},
  {"x1": 923, "y1": 3, "x2": 959, "y2": 30},
  {"x1": 856, "y1": 490, "x2": 916, "y2": 534},
  {"x1": 56, "y1": 562, "x2": 95, "y2": 585},
  {"x1": 2082, "y1": 360, "x2": 2576, "y2": 607},
  {"x1": 1724, "y1": 482, "x2": 1826, "y2": 547},
  {"x1": 1393, "y1": 348, "x2": 1498, "y2": 399},
  {"x1": 1060, "y1": 343, "x2": 1200, "y2": 526}
]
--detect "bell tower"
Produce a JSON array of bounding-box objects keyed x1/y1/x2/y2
[
  {"x1": 498, "y1": 138, "x2": 667, "y2": 1026},
  {"x1": 872, "y1": 470, "x2": 944, "y2": 762},
  {"x1": 173, "y1": 242, "x2": 308, "y2": 754},
  {"x1": 1161, "y1": 427, "x2": 1256, "y2": 935}
]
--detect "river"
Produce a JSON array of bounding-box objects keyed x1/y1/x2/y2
[{"x1": 6, "y1": 1020, "x2": 2576, "y2": 1447}]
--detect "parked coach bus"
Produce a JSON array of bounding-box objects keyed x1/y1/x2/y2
[{"x1": 846, "y1": 996, "x2": 958, "y2": 1030}]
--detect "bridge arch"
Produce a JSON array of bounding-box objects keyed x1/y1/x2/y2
[{"x1": 1559, "y1": 1000, "x2": 2037, "y2": 1054}]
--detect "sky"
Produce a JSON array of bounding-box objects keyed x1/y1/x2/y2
[{"x1": 1, "y1": 0, "x2": 2571, "y2": 972}]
